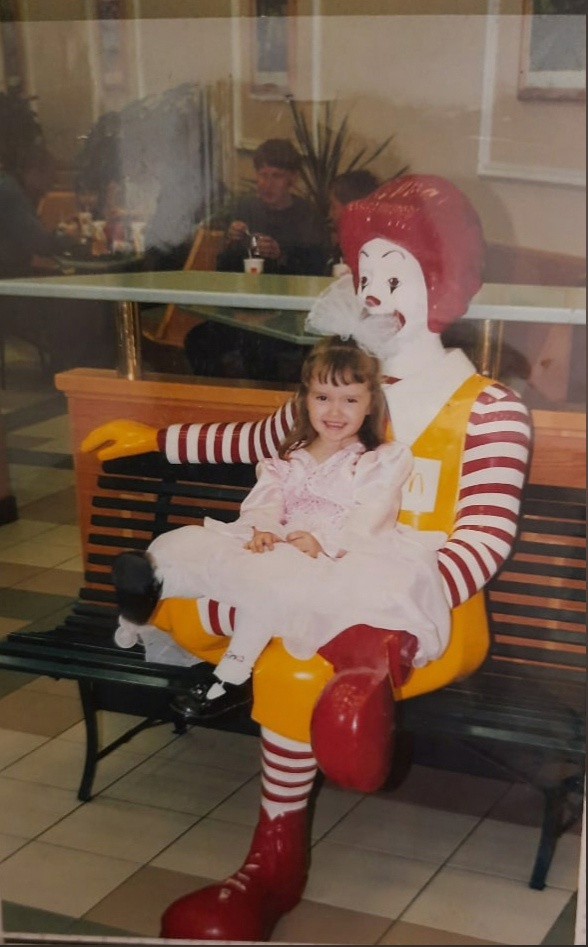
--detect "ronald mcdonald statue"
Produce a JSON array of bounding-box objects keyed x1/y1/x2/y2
[{"x1": 81, "y1": 175, "x2": 531, "y2": 941}]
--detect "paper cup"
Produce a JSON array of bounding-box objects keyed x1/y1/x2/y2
[
  {"x1": 332, "y1": 262, "x2": 351, "y2": 278},
  {"x1": 78, "y1": 212, "x2": 94, "y2": 238},
  {"x1": 91, "y1": 220, "x2": 108, "y2": 255},
  {"x1": 244, "y1": 257, "x2": 264, "y2": 275},
  {"x1": 131, "y1": 221, "x2": 146, "y2": 255},
  {"x1": 92, "y1": 220, "x2": 107, "y2": 240}
]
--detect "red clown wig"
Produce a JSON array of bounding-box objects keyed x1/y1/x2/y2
[{"x1": 339, "y1": 174, "x2": 485, "y2": 333}]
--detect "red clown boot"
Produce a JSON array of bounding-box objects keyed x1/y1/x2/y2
[
  {"x1": 160, "y1": 729, "x2": 317, "y2": 942},
  {"x1": 312, "y1": 625, "x2": 418, "y2": 792}
]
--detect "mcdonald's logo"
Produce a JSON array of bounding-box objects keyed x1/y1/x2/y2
[
  {"x1": 407, "y1": 471, "x2": 425, "y2": 495},
  {"x1": 401, "y1": 456, "x2": 441, "y2": 514}
]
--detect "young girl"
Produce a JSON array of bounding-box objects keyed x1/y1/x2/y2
[{"x1": 113, "y1": 336, "x2": 450, "y2": 712}]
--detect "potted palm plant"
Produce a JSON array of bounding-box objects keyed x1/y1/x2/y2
[{"x1": 286, "y1": 95, "x2": 408, "y2": 221}]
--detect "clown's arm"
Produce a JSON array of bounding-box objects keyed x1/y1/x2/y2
[
  {"x1": 80, "y1": 401, "x2": 297, "y2": 464},
  {"x1": 438, "y1": 381, "x2": 532, "y2": 608}
]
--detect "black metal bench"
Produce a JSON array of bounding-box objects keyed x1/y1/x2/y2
[
  {"x1": 0, "y1": 453, "x2": 259, "y2": 802},
  {"x1": 0, "y1": 453, "x2": 584, "y2": 892}
]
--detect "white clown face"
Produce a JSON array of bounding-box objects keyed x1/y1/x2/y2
[
  {"x1": 350, "y1": 238, "x2": 441, "y2": 378},
  {"x1": 357, "y1": 238, "x2": 428, "y2": 328},
  {"x1": 305, "y1": 236, "x2": 442, "y2": 379}
]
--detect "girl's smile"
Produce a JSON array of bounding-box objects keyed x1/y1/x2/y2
[{"x1": 307, "y1": 377, "x2": 372, "y2": 459}]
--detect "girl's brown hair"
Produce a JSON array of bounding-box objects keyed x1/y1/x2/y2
[{"x1": 278, "y1": 335, "x2": 387, "y2": 458}]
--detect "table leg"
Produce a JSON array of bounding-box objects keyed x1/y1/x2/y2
[
  {"x1": 116, "y1": 300, "x2": 142, "y2": 379},
  {"x1": 477, "y1": 319, "x2": 504, "y2": 379}
]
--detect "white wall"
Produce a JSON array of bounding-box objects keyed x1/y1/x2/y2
[
  {"x1": 317, "y1": 14, "x2": 585, "y2": 256},
  {"x1": 132, "y1": 18, "x2": 233, "y2": 96}
]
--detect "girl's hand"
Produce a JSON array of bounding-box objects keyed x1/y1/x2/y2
[
  {"x1": 286, "y1": 531, "x2": 323, "y2": 558},
  {"x1": 245, "y1": 528, "x2": 282, "y2": 553}
]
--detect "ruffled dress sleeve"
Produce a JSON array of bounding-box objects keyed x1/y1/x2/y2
[
  {"x1": 203, "y1": 457, "x2": 288, "y2": 543},
  {"x1": 336, "y1": 442, "x2": 413, "y2": 553}
]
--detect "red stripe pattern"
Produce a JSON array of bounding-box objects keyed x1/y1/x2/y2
[
  {"x1": 205, "y1": 599, "x2": 236, "y2": 635},
  {"x1": 163, "y1": 401, "x2": 297, "y2": 465},
  {"x1": 437, "y1": 383, "x2": 531, "y2": 608},
  {"x1": 261, "y1": 733, "x2": 318, "y2": 811}
]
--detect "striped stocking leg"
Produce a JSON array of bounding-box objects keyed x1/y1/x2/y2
[
  {"x1": 260, "y1": 727, "x2": 318, "y2": 819},
  {"x1": 160, "y1": 727, "x2": 318, "y2": 941}
]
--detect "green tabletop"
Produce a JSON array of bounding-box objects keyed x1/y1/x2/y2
[
  {"x1": 0, "y1": 269, "x2": 333, "y2": 311},
  {"x1": 0, "y1": 269, "x2": 584, "y2": 325},
  {"x1": 178, "y1": 304, "x2": 318, "y2": 346}
]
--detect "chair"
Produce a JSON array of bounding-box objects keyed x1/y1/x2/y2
[
  {"x1": 0, "y1": 192, "x2": 78, "y2": 387},
  {"x1": 141, "y1": 226, "x2": 225, "y2": 372},
  {"x1": 38, "y1": 191, "x2": 78, "y2": 231},
  {"x1": 484, "y1": 243, "x2": 586, "y2": 287},
  {"x1": 0, "y1": 303, "x2": 52, "y2": 389}
]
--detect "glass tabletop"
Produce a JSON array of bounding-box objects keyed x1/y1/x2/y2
[{"x1": 187, "y1": 304, "x2": 319, "y2": 346}]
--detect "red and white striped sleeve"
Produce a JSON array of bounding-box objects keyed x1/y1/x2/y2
[
  {"x1": 437, "y1": 382, "x2": 532, "y2": 609},
  {"x1": 156, "y1": 399, "x2": 297, "y2": 465}
]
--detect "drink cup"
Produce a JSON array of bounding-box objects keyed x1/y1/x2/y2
[
  {"x1": 332, "y1": 262, "x2": 351, "y2": 278},
  {"x1": 244, "y1": 257, "x2": 264, "y2": 275},
  {"x1": 78, "y1": 212, "x2": 94, "y2": 239},
  {"x1": 112, "y1": 239, "x2": 132, "y2": 255},
  {"x1": 131, "y1": 221, "x2": 146, "y2": 255},
  {"x1": 91, "y1": 220, "x2": 107, "y2": 255}
]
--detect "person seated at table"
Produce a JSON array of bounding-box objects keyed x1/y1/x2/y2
[
  {"x1": 0, "y1": 142, "x2": 77, "y2": 277},
  {"x1": 216, "y1": 138, "x2": 328, "y2": 277},
  {"x1": 0, "y1": 142, "x2": 116, "y2": 373},
  {"x1": 183, "y1": 139, "x2": 329, "y2": 383}
]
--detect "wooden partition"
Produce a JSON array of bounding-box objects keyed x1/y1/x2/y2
[
  {"x1": 38, "y1": 191, "x2": 78, "y2": 230},
  {"x1": 529, "y1": 409, "x2": 586, "y2": 489}
]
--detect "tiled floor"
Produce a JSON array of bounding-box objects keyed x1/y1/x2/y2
[{"x1": 0, "y1": 339, "x2": 582, "y2": 945}]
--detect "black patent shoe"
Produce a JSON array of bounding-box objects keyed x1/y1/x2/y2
[
  {"x1": 170, "y1": 678, "x2": 253, "y2": 722},
  {"x1": 112, "y1": 551, "x2": 162, "y2": 624}
]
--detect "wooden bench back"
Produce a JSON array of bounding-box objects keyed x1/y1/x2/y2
[
  {"x1": 85, "y1": 454, "x2": 256, "y2": 598},
  {"x1": 484, "y1": 483, "x2": 585, "y2": 684},
  {"x1": 483, "y1": 408, "x2": 586, "y2": 685}
]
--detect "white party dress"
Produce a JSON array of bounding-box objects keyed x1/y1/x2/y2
[{"x1": 150, "y1": 441, "x2": 451, "y2": 666}]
